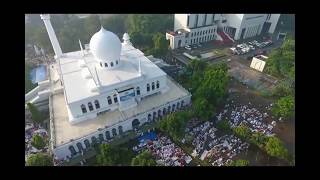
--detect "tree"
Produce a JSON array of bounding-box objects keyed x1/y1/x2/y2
[
  {"x1": 265, "y1": 136, "x2": 288, "y2": 160},
  {"x1": 250, "y1": 132, "x2": 267, "y2": 148},
  {"x1": 26, "y1": 153, "x2": 53, "y2": 166},
  {"x1": 158, "y1": 110, "x2": 192, "y2": 141},
  {"x1": 31, "y1": 134, "x2": 46, "y2": 150},
  {"x1": 272, "y1": 95, "x2": 295, "y2": 119},
  {"x1": 152, "y1": 33, "x2": 168, "y2": 57},
  {"x1": 96, "y1": 144, "x2": 119, "y2": 166},
  {"x1": 227, "y1": 159, "x2": 249, "y2": 166},
  {"x1": 101, "y1": 15, "x2": 127, "y2": 38},
  {"x1": 192, "y1": 98, "x2": 214, "y2": 121},
  {"x1": 216, "y1": 119, "x2": 231, "y2": 133},
  {"x1": 233, "y1": 123, "x2": 251, "y2": 140},
  {"x1": 131, "y1": 150, "x2": 157, "y2": 166},
  {"x1": 27, "y1": 103, "x2": 43, "y2": 124}
]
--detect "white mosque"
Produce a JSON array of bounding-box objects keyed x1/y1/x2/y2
[{"x1": 39, "y1": 14, "x2": 191, "y2": 161}]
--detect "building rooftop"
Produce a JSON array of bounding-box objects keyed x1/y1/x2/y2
[
  {"x1": 58, "y1": 43, "x2": 166, "y2": 104},
  {"x1": 52, "y1": 76, "x2": 190, "y2": 146}
]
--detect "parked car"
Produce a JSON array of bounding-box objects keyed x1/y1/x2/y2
[{"x1": 185, "y1": 46, "x2": 192, "y2": 50}]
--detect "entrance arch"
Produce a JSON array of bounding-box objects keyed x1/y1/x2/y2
[
  {"x1": 178, "y1": 40, "x2": 182, "y2": 48},
  {"x1": 148, "y1": 114, "x2": 152, "y2": 122},
  {"x1": 84, "y1": 139, "x2": 90, "y2": 149},
  {"x1": 112, "y1": 128, "x2": 117, "y2": 136},
  {"x1": 118, "y1": 126, "x2": 123, "y2": 135},
  {"x1": 69, "y1": 145, "x2": 77, "y2": 156},
  {"x1": 105, "y1": 131, "x2": 111, "y2": 140},
  {"x1": 132, "y1": 119, "x2": 140, "y2": 129},
  {"x1": 76, "y1": 142, "x2": 84, "y2": 152}
]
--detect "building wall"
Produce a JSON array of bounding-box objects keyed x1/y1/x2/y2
[
  {"x1": 53, "y1": 94, "x2": 192, "y2": 161},
  {"x1": 68, "y1": 75, "x2": 167, "y2": 122},
  {"x1": 267, "y1": 14, "x2": 280, "y2": 33}
]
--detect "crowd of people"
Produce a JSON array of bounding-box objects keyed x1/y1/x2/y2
[
  {"x1": 217, "y1": 102, "x2": 276, "y2": 136},
  {"x1": 134, "y1": 132, "x2": 192, "y2": 166},
  {"x1": 25, "y1": 122, "x2": 49, "y2": 161},
  {"x1": 186, "y1": 121, "x2": 249, "y2": 166}
]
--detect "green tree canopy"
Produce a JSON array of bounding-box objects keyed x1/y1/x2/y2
[
  {"x1": 233, "y1": 123, "x2": 251, "y2": 140},
  {"x1": 27, "y1": 103, "x2": 44, "y2": 124},
  {"x1": 131, "y1": 150, "x2": 157, "y2": 166},
  {"x1": 158, "y1": 110, "x2": 192, "y2": 141},
  {"x1": 216, "y1": 119, "x2": 231, "y2": 133},
  {"x1": 192, "y1": 98, "x2": 214, "y2": 121},
  {"x1": 31, "y1": 134, "x2": 46, "y2": 150},
  {"x1": 272, "y1": 95, "x2": 295, "y2": 119},
  {"x1": 227, "y1": 159, "x2": 249, "y2": 166},
  {"x1": 26, "y1": 153, "x2": 53, "y2": 166},
  {"x1": 152, "y1": 33, "x2": 169, "y2": 57},
  {"x1": 96, "y1": 144, "x2": 133, "y2": 166},
  {"x1": 265, "y1": 136, "x2": 289, "y2": 159}
]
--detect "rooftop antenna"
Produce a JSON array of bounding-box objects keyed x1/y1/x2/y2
[
  {"x1": 94, "y1": 67, "x2": 101, "y2": 86},
  {"x1": 138, "y1": 59, "x2": 142, "y2": 76},
  {"x1": 79, "y1": 39, "x2": 84, "y2": 56}
]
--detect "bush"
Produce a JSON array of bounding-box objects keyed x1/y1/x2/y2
[
  {"x1": 216, "y1": 119, "x2": 231, "y2": 133},
  {"x1": 233, "y1": 123, "x2": 251, "y2": 140},
  {"x1": 26, "y1": 153, "x2": 53, "y2": 166},
  {"x1": 131, "y1": 150, "x2": 157, "y2": 166},
  {"x1": 272, "y1": 95, "x2": 295, "y2": 119},
  {"x1": 227, "y1": 159, "x2": 249, "y2": 166},
  {"x1": 31, "y1": 134, "x2": 46, "y2": 150},
  {"x1": 264, "y1": 136, "x2": 289, "y2": 160}
]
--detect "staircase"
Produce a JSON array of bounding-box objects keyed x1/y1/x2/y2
[{"x1": 217, "y1": 30, "x2": 234, "y2": 45}]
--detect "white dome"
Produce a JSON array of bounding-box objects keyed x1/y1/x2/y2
[{"x1": 90, "y1": 27, "x2": 122, "y2": 63}]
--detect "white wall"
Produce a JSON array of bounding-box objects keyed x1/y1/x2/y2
[
  {"x1": 53, "y1": 94, "x2": 192, "y2": 161},
  {"x1": 267, "y1": 14, "x2": 280, "y2": 33}
]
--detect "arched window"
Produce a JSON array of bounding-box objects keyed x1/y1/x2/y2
[
  {"x1": 118, "y1": 126, "x2": 123, "y2": 135},
  {"x1": 81, "y1": 104, "x2": 87, "y2": 113},
  {"x1": 113, "y1": 94, "x2": 118, "y2": 103},
  {"x1": 105, "y1": 63, "x2": 108, "y2": 67},
  {"x1": 98, "y1": 134, "x2": 104, "y2": 143},
  {"x1": 172, "y1": 104, "x2": 176, "y2": 112},
  {"x1": 69, "y1": 145, "x2": 77, "y2": 156},
  {"x1": 91, "y1": 136, "x2": 98, "y2": 145},
  {"x1": 168, "y1": 105, "x2": 171, "y2": 113},
  {"x1": 181, "y1": 100, "x2": 185, "y2": 107},
  {"x1": 111, "y1": 62, "x2": 114, "y2": 67},
  {"x1": 136, "y1": 87, "x2": 140, "y2": 95},
  {"x1": 116, "y1": 60, "x2": 118, "y2": 65},
  {"x1": 156, "y1": 81, "x2": 160, "y2": 88},
  {"x1": 147, "y1": 84, "x2": 150, "y2": 92},
  {"x1": 94, "y1": 100, "x2": 100, "y2": 109},
  {"x1": 158, "y1": 109, "x2": 162, "y2": 118},
  {"x1": 177, "y1": 102, "x2": 180, "y2": 109},
  {"x1": 132, "y1": 119, "x2": 140, "y2": 129},
  {"x1": 153, "y1": 112, "x2": 157, "y2": 121},
  {"x1": 152, "y1": 82, "x2": 155, "y2": 90},
  {"x1": 105, "y1": 131, "x2": 111, "y2": 140},
  {"x1": 100, "y1": 62, "x2": 102, "y2": 67},
  {"x1": 112, "y1": 128, "x2": 117, "y2": 136},
  {"x1": 84, "y1": 139, "x2": 90, "y2": 149},
  {"x1": 107, "y1": 96, "x2": 112, "y2": 105},
  {"x1": 88, "y1": 102, "x2": 93, "y2": 111},
  {"x1": 163, "y1": 108, "x2": 166, "y2": 115},
  {"x1": 76, "y1": 142, "x2": 84, "y2": 152}
]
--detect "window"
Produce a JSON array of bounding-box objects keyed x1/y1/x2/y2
[
  {"x1": 203, "y1": 14, "x2": 207, "y2": 26},
  {"x1": 200, "y1": 31, "x2": 202, "y2": 35},
  {"x1": 98, "y1": 134, "x2": 104, "y2": 143},
  {"x1": 136, "y1": 87, "x2": 140, "y2": 95},
  {"x1": 105, "y1": 131, "x2": 111, "y2": 139},
  {"x1": 212, "y1": 14, "x2": 215, "y2": 24},
  {"x1": 100, "y1": 62, "x2": 102, "y2": 67},
  {"x1": 118, "y1": 126, "x2": 123, "y2": 135},
  {"x1": 111, "y1": 62, "x2": 114, "y2": 67},
  {"x1": 116, "y1": 60, "x2": 118, "y2": 65},
  {"x1": 152, "y1": 82, "x2": 155, "y2": 90},
  {"x1": 187, "y1": 15, "x2": 190, "y2": 27},
  {"x1": 112, "y1": 128, "x2": 117, "y2": 136},
  {"x1": 197, "y1": 32, "x2": 199, "y2": 36},
  {"x1": 181, "y1": 100, "x2": 185, "y2": 107},
  {"x1": 156, "y1": 81, "x2": 160, "y2": 88},
  {"x1": 107, "y1": 96, "x2": 112, "y2": 105},
  {"x1": 147, "y1": 84, "x2": 150, "y2": 92},
  {"x1": 191, "y1": 32, "x2": 193, "y2": 37},
  {"x1": 113, "y1": 94, "x2": 118, "y2": 103},
  {"x1": 81, "y1": 104, "x2": 87, "y2": 113},
  {"x1": 94, "y1": 100, "x2": 100, "y2": 109},
  {"x1": 185, "y1": 33, "x2": 189, "y2": 38},
  {"x1": 105, "y1": 63, "x2": 108, "y2": 67},
  {"x1": 195, "y1": 14, "x2": 198, "y2": 27},
  {"x1": 88, "y1": 102, "x2": 93, "y2": 111},
  {"x1": 91, "y1": 136, "x2": 98, "y2": 145}
]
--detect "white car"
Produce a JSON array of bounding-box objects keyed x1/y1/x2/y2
[{"x1": 185, "y1": 46, "x2": 192, "y2": 50}]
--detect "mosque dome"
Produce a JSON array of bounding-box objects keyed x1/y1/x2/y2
[{"x1": 90, "y1": 27, "x2": 122, "y2": 65}]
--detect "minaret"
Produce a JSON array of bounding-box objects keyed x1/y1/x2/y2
[{"x1": 40, "y1": 14, "x2": 63, "y2": 59}]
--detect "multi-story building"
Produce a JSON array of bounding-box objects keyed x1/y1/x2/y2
[{"x1": 166, "y1": 14, "x2": 280, "y2": 49}]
